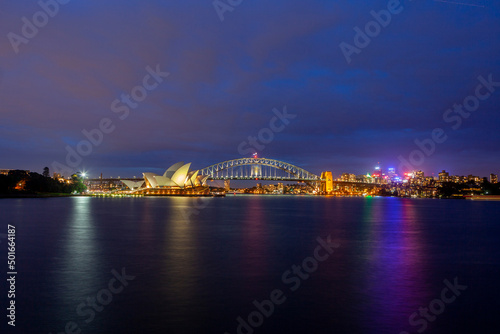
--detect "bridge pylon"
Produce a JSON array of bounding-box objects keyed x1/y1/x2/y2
[{"x1": 321, "y1": 171, "x2": 333, "y2": 193}]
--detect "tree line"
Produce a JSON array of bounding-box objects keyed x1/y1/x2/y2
[{"x1": 0, "y1": 168, "x2": 86, "y2": 195}]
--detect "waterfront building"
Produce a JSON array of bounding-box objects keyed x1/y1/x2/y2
[
  {"x1": 467, "y1": 175, "x2": 481, "y2": 183},
  {"x1": 424, "y1": 177, "x2": 435, "y2": 186},
  {"x1": 142, "y1": 162, "x2": 208, "y2": 189},
  {"x1": 83, "y1": 162, "x2": 210, "y2": 194},
  {"x1": 490, "y1": 174, "x2": 498, "y2": 184},
  {"x1": 438, "y1": 170, "x2": 450, "y2": 182},
  {"x1": 0, "y1": 169, "x2": 29, "y2": 175},
  {"x1": 85, "y1": 178, "x2": 129, "y2": 191}
]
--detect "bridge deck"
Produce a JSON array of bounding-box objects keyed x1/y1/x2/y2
[{"x1": 208, "y1": 176, "x2": 320, "y2": 181}]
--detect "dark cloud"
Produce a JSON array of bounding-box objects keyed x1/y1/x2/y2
[{"x1": 0, "y1": 0, "x2": 499, "y2": 177}]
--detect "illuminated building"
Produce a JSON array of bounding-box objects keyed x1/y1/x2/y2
[
  {"x1": 490, "y1": 174, "x2": 498, "y2": 184},
  {"x1": 424, "y1": 177, "x2": 435, "y2": 186},
  {"x1": 0, "y1": 169, "x2": 29, "y2": 176},
  {"x1": 85, "y1": 178, "x2": 126, "y2": 191},
  {"x1": 14, "y1": 179, "x2": 27, "y2": 190},
  {"x1": 387, "y1": 167, "x2": 396, "y2": 180},
  {"x1": 467, "y1": 175, "x2": 480, "y2": 183},
  {"x1": 338, "y1": 173, "x2": 356, "y2": 182},
  {"x1": 141, "y1": 162, "x2": 208, "y2": 189},
  {"x1": 438, "y1": 170, "x2": 450, "y2": 182},
  {"x1": 109, "y1": 162, "x2": 210, "y2": 195},
  {"x1": 452, "y1": 175, "x2": 467, "y2": 184},
  {"x1": 371, "y1": 165, "x2": 382, "y2": 183}
]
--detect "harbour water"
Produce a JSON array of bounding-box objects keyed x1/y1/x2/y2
[{"x1": 1, "y1": 196, "x2": 499, "y2": 334}]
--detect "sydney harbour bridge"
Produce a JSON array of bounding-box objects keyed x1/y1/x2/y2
[
  {"x1": 199, "y1": 157, "x2": 321, "y2": 182},
  {"x1": 197, "y1": 158, "x2": 379, "y2": 194}
]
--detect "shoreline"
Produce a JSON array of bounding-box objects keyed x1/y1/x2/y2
[
  {"x1": 0, "y1": 193, "x2": 76, "y2": 199},
  {"x1": 1, "y1": 193, "x2": 499, "y2": 200}
]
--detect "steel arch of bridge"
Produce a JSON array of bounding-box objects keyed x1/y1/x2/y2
[{"x1": 199, "y1": 158, "x2": 321, "y2": 181}]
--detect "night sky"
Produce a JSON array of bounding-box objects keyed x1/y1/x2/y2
[{"x1": 1, "y1": 0, "x2": 499, "y2": 178}]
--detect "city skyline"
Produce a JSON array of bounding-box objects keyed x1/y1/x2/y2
[
  {"x1": 1, "y1": 156, "x2": 499, "y2": 181},
  {"x1": 0, "y1": 155, "x2": 498, "y2": 182}
]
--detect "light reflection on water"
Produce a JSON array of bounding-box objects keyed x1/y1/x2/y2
[
  {"x1": 61, "y1": 196, "x2": 99, "y2": 287},
  {"x1": 356, "y1": 198, "x2": 431, "y2": 332},
  {"x1": 1, "y1": 196, "x2": 499, "y2": 333}
]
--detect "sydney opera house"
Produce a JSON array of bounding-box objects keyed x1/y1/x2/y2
[{"x1": 121, "y1": 162, "x2": 209, "y2": 195}]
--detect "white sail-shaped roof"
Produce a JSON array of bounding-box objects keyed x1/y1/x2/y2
[
  {"x1": 188, "y1": 170, "x2": 199, "y2": 187},
  {"x1": 171, "y1": 163, "x2": 191, "y2": 188},
  {"x1": 122, "y1": 180, "x2": 144, "y2": 190},
  {"x1": 196, "y1": 175, "x2": 209, "y2": 186},
  {"x1": 163, "y1": 162, "x2": 185, "y2": 178},
  {"x1": 143, "y1": 173, "x2": 159, "y2": 188},
  {"x1": 155, "y1": 176, "x2": 179, "y2": 187}
]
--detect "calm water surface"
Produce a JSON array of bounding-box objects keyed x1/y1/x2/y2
[{"x1": 1, "y1": 196, "x2": 499, "y2": 334}]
